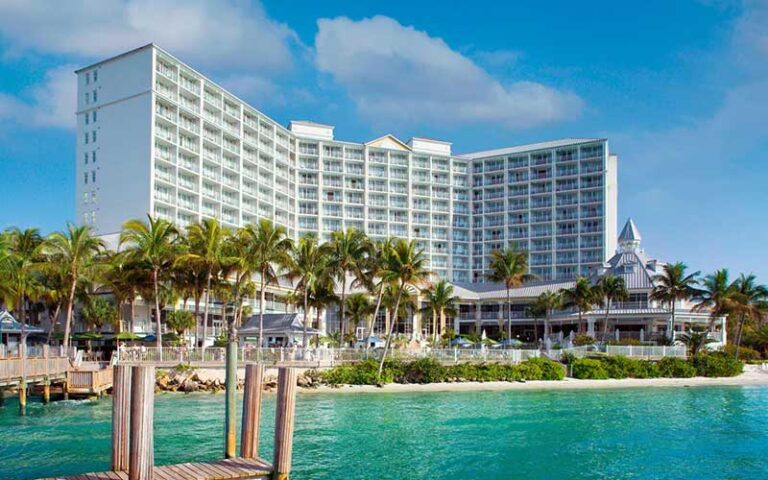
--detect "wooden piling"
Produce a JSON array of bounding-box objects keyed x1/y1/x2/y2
[
  {"x1": 43, "y1": 381, "x2": 51, "y2": 404},
  {"x1": 18, "y1": 379, "x2": 27, "y2": 416},
  {"x1": 112, "y1": 365, "x2": 132, "y2": 472},
  {"x1": 240, "y1": 363, "x2": 265, "y2": 459},
  {"x1": 129, "y1": 366, "x2": 155, "y2": 480},
  {"x1": 224, "y1": 340, "x2": 238, "y2": 459},
  {"x1": 272, "y1": 367, "x2": 298, "y2": 480}
]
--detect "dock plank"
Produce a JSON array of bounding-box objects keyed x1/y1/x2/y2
[{"x1": 39, "y1": 457, "x2": 273, "y2": 480}]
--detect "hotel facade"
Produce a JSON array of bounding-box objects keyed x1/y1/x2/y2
[{"x1": 75, "y1": 44, "x2": 617, "y2": 285}]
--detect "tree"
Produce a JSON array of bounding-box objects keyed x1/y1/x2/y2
[
  {"x1": 597, "y1": 275, "x2": 629, "y2": 341},
  {"x1": 1, "y1": 228, "x2": 45, "y2": 336},
  {"x1": 729, "y1": 274, "x2": 768, "y2": 359},
  {"x1": 534, "y1": 290, "x2": 561, "y2": 340},
  {"x1": 176, "y1": 218, "x2": 230, "y2": 348},
  {"x1": 525, "y1": 300, "x2": 546, "y2": 342},
  {"x1": 119, "y1": 215, "x2": 181, "y2": 349},
  {"x1": 650, "y1": 262, "x2": 700, "y2": 340},
  {"x1": 421, "y1": 279, "x2": 458, "y2": 341},
  {"x1": 560, "y1": 277, "x2": 598, "y2": 335},
  {"x1": 165, "y1": 310, "x2": 196, "y2": 338},
  {"x1": 677, "y1": 326, "x2": 716, "y2": 356},
  {"x1": 45, "y1": 223, "x2": 104, "y2": 349},
  {"x1": 287, "y1": 234, "x2": 330, "y2": 348},
  {"x1": 377, "y1": 239, "x2": 429, "y2": 378},
  {"x1": 101, "y1": 251, "x2": 143, "y2": 335},
  {"x1": 245, "y1": 219, "x2": 292, "y2": 348},
  {"x1": 694, "y1": 269, "x2": 736, "y2": 329},
  {"x1": 487, "y1": 245, "x2": 534, "y2": 340},
  {"x1": 361, "y1": 239, "x2": 393, "y2": 348},
  {"x1": 345, "y1": 293, "x2": 372, "y2": 340},
  {"x1": 80, "y1": 296, "x2": 118, "y2": 332},
  {"x1": 308, "y1": 277, "x2": 338, "y2": 346},
  {"x1": 328, "y1": 228, "x2": 369, "y2": 345}
]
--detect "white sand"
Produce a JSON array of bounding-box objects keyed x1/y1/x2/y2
[{"x1": 303, "y1": 367, "x2": 768, "y2": 395}]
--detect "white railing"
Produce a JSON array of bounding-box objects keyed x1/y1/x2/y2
[{"x1": 606, "y1": 345, "x2": 687, "y2": 359}]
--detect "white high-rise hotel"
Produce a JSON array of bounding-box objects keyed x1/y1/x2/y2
[{"x1": 76, "y1": 44, "x2": 617, "y2": 283}]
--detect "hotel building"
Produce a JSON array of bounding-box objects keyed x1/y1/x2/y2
[{"x1": 75, "y1": 44, "x2": 617, "y2": 284}]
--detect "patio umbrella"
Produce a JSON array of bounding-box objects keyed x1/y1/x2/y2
[{"x1": 450, "y1": 337, "x2": 473, "y2": 347}]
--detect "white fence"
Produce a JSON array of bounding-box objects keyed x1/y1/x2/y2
[
  {"x1": 605, "y1": 345, "x2": 687, "y2": 359},
  {"x1": 114, "y1": 346, "x2": 544, "y2": 367}
]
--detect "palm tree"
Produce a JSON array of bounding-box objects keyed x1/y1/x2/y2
[
  {"x1": 245, "y1": 219, "x2": 292, "y2": 347},
  {"x1": 45, "y1": 223, "x2": 104, "y2": 349},
  {"x1": 101, "y1": 251, "x2": 143, "y2": 335},
  {"x1": 677, "y1": 326, "x2": 716, "y2": 356},
  {"x1": 308, "y1": 277, "x2": 338, "y2": 346},
  {"x1": 694, "y1": 269, "x2": 736, "y2": 329},
  {"x1": 119, "y1": 216, "x2": 181, "y2": 349},
  {"x1": 328, "y1": 229, "x2": 369, "y2": 345},
  {"x1": 286, "y1": 234, "x2": 329, "y2": 348},
  {"x1": 534, "y1": 290, "x2": 562, "y2": 340},
  {"x1": 729, "y1": 274, "x2": 768, "y2": 358},
  {"x1": 361, "y1": 239, "x2": 393, "y2": 347},
  {"x1": 487, "y1": 245, "x2": 534, "y2": 340},
  {"x1": 176, "y1": 218, "x2": 230, "y2": 348},
  {"x1": 345, "y1": 293, "x2": 372, "y2": 340},
  {"x1": 525, "y1": 300, "x2": 546, "y2": 342},
  {"x1": 597, "y1": 275, "x2": 629, "y2": 341},
  {"x1": 377, "y1": 239, "x2": 429, "y2": 377},
  {"x1": 560, "y1": 277, "x2": 598, "y2": 335},
  {"x1": 421, "y1": 279, "x2": 458, "y2": 341},
  {"x1": 165, "y1": 310, "x2": 196, "y2": 339},
  {"x1": 1, "y1": 227, "x2": 45, "y2": 337},
  {"x1": 650, "y1": 262, "x2": 700, "y2": 340}
]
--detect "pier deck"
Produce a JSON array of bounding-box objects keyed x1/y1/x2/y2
[{"x1": 41, "y1": 457, "x2": 273, "y2": 480}]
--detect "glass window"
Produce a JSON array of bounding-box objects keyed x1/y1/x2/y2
[
  {"x1": 84, "y1": 172, "x2": 88, "y2": 184},
  {"x1": 84, "y1": 133, "x2": 88, "y2": 144},
  {"x1": 93, "y1": 110, "x2": 97, "y2": 122},
  {"x1": 93, "y1": 70, "x2": 98, "y2": 82},
  {"x1": 93, "y1": 90, "x2": 97, "y2": 102},
  {"x1": 85, "y1": 72, "x2": 90, "y2": 84},
  {"x1": 91, "y1": 171, "x2": 96, "y2": 182},
  {"x1": 84, "y1": 153, "x2": 88, "y2": 164},
  {"x1": 84, "y1": 92, "x2": 89, "y2": 104},
  {"x1": 92, "y1": 131, "x2": 97, "y2": 142},
  {"x1": 92, "y1": 151, "x2": 96, "y2": 163},
  {"x1": 85, "y1": 114, "x2": 89, "y2": 125},
  {"x1": 83, "y1": 192, "x2": 89, "y2": 203}
]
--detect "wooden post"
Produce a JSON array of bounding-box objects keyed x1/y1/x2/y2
[
  {"x1": 18, "y1": 379, "x2": 27, "y2": 416},
  {"x1": 129, "y1": 366, "x2": 155, "y2": 480},
  {"x1": 224, "y1": 339, "x2": 238, "y2": 459},
  {"x1": 272, "y1": 367, "x2": 298, "y2": 480},
  {"x1": 43, "y1": 381, "x2": 51, "y2": 404},
  {"x1": 112, "y1": 365, "x2": 132, "y2": 472},
  {"x1": 240, "y1": 363, "x2": 264, "y2": 459}
]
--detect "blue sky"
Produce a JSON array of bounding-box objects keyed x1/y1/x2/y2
[{"x1": 0, "y1": 0, "x2": 766, "y2": 281}]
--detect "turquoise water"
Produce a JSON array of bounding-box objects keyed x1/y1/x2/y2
[{"x1": 1, "y1": 386, "x2": 767, "y2": 479}]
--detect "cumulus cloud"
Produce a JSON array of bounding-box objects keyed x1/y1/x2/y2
[
  {"x1": 0, "y1": 0, "x2": 301, "y2": 72},
  {"x1": 314, "y1": 16, "x2": 582, "y2": 129},
  {"x1": 0, "y1": 65, "x2": 76, "y2": 129}
]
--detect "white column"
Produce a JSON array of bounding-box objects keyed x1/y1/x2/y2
[{"x1": 587, "y1": 318, "x2": 595, "y2": 337}]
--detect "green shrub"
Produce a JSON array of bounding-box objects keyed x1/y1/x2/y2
[
  {"x1": 525, "y1": 357, "x2": 566, "y2": 380},
  {"x1": 573, "y1": 335, "x2": 596, "y2": 346},
  {"x1": 721, "y1": 344, "x2": 763, "y2": 361},
  {"x1": 571, "y1": 358, "x2": 609, "y2": 379},
  {"x1": 600, "y1": 356, "x2": 659, "y2": 379},
  {"x1": 320, "y1": 358, "x2": 401, "y2": 385},
  {"x1": 606, "y1": 338, "x2": 643, "y2": 346},
  {"x1": 692, "y1": 352, "x2": 743, "y2": 377},
  {"x1": 398, "y1": 358, "x2": 447, "y2": 384},
  {"x1": 657, "y1": 357, "x2": 697, "y2": 378}
]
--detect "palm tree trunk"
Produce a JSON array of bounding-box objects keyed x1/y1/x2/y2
[
  {"x1": 194, "y1": 295, "x2": 201, "y2": 347},
  {"x1": 302, "y1": 287, "x2": 309, "y2": 349},
  {"x1": 202, "y1": 272, "x2": 212, "y2": 349},
  {"x1": 506, "y1": 287, "x2": 512, "y2": 341},
  {"x1": 339, "y1": 277, "x2": 347, "y2": 346},
  {"x1": 62, "y1": 276, "x2": 77, "y2": 350},
  {"x1": 670, "y1": 301, "x2": 677, "y2": 341},
  {"x1": 153, "y1": 268, "x2": 162, "y2": 349},
  {"x1": 734, "y1": 313, "x2": 745, "y2": 359},
  {"x1": 378, "y1": 285, "x2": 405, "y2": 378},
  {"x1": 259, "y1": 267, "x2": 266, "y2": 348},
  {"x1": 602, "y1": 298, "x2": 611, "y2": 342},
  {"x1": 365, "y1": 287, "x2": 384, "y2": 349},
  {"x1": 130, "y1": 299, "x2": 135, "y2": 335},
  {"x1": 46, "y1": 303, "x2": 61, "y2": 344}
]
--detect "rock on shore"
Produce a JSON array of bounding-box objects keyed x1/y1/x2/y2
[{"x1": 155, "y1": 367, "x2": 317, "y2": 393}]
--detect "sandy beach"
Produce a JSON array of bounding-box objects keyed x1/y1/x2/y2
[{"x1": 302, "y1": 366, "x2": 768, "y2": 394}]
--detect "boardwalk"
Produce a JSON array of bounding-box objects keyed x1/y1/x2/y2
[{"x1": 40, "y1": 457, "x2": 273, "y2": 480}]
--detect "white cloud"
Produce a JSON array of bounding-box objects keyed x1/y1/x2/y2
[
  {"x1": 0, "y1": 65, "x2": 76, "y2": 129},
  {"x1": 0, "y1": 0, "x2": 301, "y2": 72},
  {"x1": 314, "y1": 16, "x2": 582, "y2": 129}
]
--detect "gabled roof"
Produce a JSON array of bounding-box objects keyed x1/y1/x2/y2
[
  {"x1": 457, "y1": 138, "x2": 605, "y2": 159},
  {"x1": 366, "y1": 134, "x2": 412, "y2": 151},
  {"x1": 619, "y1": 218, "x2": 642, "y2": 243},
  {"x1": 602, "y1": 250, "x2": 656, "y2": 290},
  {"x1": 0, "y1": 311, "x2": 44, "y2": 334},
  {"x1": 238, "y1": 313, "x2": 322, "y2": 336}
]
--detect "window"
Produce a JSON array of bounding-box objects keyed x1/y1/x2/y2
[
  {"x1": 93, "y1": 90, "x2": 97, "y2": 102},
  {"x1": 83, "y1": 192, "x2": 89, "y2": 203},
  {"x1": 91, "y1": 191, "x2": 97, "y2": 203},
  {"x1": 93, "y1": 70, "x2": 98, "y2": 82},
  {"x1": 84, "y1": 92, "x2": 89, "y2": 104},
  {"x1": 92, "y1": 151, "x2": 96, "y2": 163},
  {"x1": 85, "y1": 72, "x2": 90, "y2": 84},
  {"x1": 92, "y1": 111, "x2": 97, "y2": 123},
  {"x1": 84, "y1": 133, "x2": 89, "y2": 144},
  {"x1": 84, "y1": 172, "x2": 88, "y2": 184},
  {"x1": 92, "y1": 131, "x2": 97, "y2": 142},
  {"x1": 84, "y1": 153, "x2": 88, "y2": 164},
  {"x1": 91, "y1": 171, "x2": 96, "y2": 182},
  {"x1": 85, "y1": 114, "x2": 89, "y2": 125}
]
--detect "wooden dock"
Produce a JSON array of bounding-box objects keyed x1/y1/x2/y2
[
  {"x1": 41, "y1": 457, "x2": 273, "y2": 480},
  {"x1": 38, "y1": 363, "x2": 298, "y2": 480}
]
